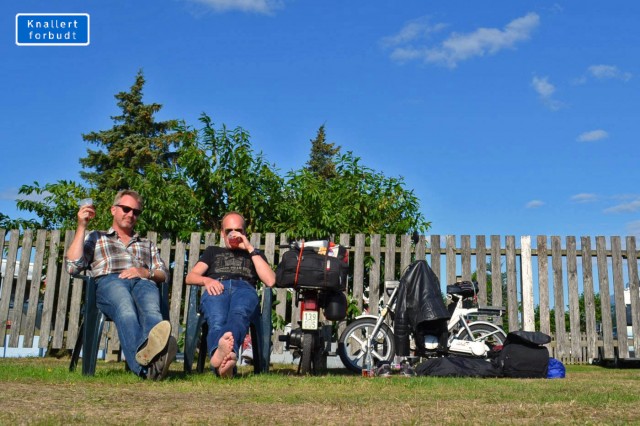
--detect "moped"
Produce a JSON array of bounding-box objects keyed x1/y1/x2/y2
[{"x1": 337, "y1": 279, "x2": 506, "y2": 374}]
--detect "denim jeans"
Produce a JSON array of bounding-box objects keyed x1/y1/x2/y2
[
  {"x1": 96, "y1": 273, "x2": 163, "y2": 375},
  {"x1": 200, "y1": 279, "x2": 259, "y2": 357}
]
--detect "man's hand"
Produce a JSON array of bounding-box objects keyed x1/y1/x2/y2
[
  {"x1": 77, "y1": 205, "x2": 95, "y2": 227},
  {"x1": 118, "y1": 267, "x2": 149, "y2": 280},
  {"x1": 203, "y1": 277, "x2": 224, "y2": 296},
  {"x1": 227, "y1": 230, "x2": 252, "y2": 252}
]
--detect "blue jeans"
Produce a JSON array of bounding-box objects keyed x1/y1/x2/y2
[
  {"x1": 96, "y1": 273, "x2": 163, "y2": 375},
  {"x1": 200, "y1": 279, "x2": 259, "y2": 357}
]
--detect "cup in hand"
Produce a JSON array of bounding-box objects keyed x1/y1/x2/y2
[
  {"x1": 229, "y1": 236, "x2": 242, "y2": 249},
  {"x1": 78, "y1": 198, "x2": 95, "y2": 220},
  {"x1": 78, "y1": 198, "x2": 93, "y2": 208}
]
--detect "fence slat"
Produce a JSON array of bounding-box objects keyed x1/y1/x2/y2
[
  {"x1": 368, "y1": 235, "x2": 381, "y2": 315},
  {"x1": 170, "y1": 240, "x2": 186, "y2": 336},
  {"x1": 567, "y1": 236, "x2": 582, "y2": 362},
  {"x1": 461, "y1": 235, "x2": 471, "y2": 281},
  {"x1": 521, "y1": 236, "x2": 535, "y2": 331},
  {"x1": 9, "y1": 230, "x2": 33, "y2": 347},
  {"x1": 445, "y1": 235, "x2": 456, "y2": 286},
  {"x1": 506, "y1": 236, "x2": 518, "y2": 331},
  {"x1": 581, "y1": 236, "x2": 597, "y2": 360},
  {"x1": 552, "y1": 236, "x2": 567, "y2": 358},
  {"x1": 537, "y1": 236, "x2": 551, "y2": 335},
  {"x1": 596, "y1": 236, "x2": 614, "y2": 360},
  {"x1": 23, "y1": 229, "x2": 47, "y2": 346},
  {"x1": 52, "y1": 230, "x2": 74, "y2": 349},
  {"x1": 0, "y1": 230, "x2": 20, "y2": 344},
  {"x1": 39, "y1": 230, "x2": 60, "y2": 348},
  {"x1": 384, "y1": 234, "x2": 397, "y2": 305},
  {"x1": 430, "y1": 235, "x2": 440, "y2": 283},
  {"x1": 611, "y1": 236, "x2": 628, "y2": 358},
  {"x1": 627, "y1": 237, "x2": 640, "y2": 356},
  {"x1": 490, "y1": 235, "x2": 503, "y2": 328},
  {"x1": 352, "y1": 234, "x2": 365, "y2": 313},
  {"x1": 476, "y1": 235, "x2": 487, "y2": 306}
]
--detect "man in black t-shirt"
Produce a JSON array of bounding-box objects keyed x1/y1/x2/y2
[{"x1": 186, "y1": 212, "x2": 275, "y2": 377}]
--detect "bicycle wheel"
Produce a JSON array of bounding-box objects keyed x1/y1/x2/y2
[
  {"x1": 457, "y1": 323, "x2": 506, "y2": 349},
  {"x1": 299, "y1": 331, "x2": 314, "y2": 375},
  {"x1": 337, "y1": 318, "x2": 395, "y2": 374}
]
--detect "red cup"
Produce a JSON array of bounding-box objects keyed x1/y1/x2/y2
[{"x1": 229, "y1": 236, "x2": 242, "y2": 249}]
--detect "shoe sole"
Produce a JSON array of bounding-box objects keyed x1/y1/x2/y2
[
  {"x1": 136, "y1": 320, "x2": 171, "y2": 366},
  {"x1": 158, "y1": 336, "x2": 178, "y2": 381}
]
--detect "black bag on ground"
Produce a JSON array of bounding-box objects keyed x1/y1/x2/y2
[
  {"x1": 416, "y1": 356, "x2": 502, "y2": 378},
  {"x1": 494, "y1": 331, "x2": 550, "y2": 378},
  {"x1": 275, "y1": 244, "x2": 348, "y2": 291}
]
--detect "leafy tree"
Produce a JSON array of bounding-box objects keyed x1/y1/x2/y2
[
  {"x1": 306, "y1": 124, "x2": 339, "y2": 179},
  {"x1": 273, "y1": 150, "x2": 429, "y2": 240},
  {"x1": 0, "y1": 211, "x2": 39, "y2": 231},
  {"x1": 175, "y1": 114, "x2": 284, "y2": 233}
]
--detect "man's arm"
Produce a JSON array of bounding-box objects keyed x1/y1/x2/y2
[{"x1": 65, "y1": 204, "x2": 95, "y2": 274}]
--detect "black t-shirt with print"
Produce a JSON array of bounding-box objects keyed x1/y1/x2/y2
[{"x1": 198, "y1": 246, "x2": 266, "y2": 286}]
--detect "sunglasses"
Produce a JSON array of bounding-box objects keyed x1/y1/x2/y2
[
  {"x1": 224, "y1": 228, "x2": 244, "y2": 234},
  {"x1": 115, "y1": 204, "x2": 143, "y2": 217}
]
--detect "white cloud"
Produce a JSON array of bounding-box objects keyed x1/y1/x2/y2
[
  {"x1": 186, "y1": 0, "x2": 283, "y2": 14},
  {"x1": 526, "y1": 200, "x2": 545, "y2": 209},
  {"x1": 570, "y1": 193, "x2": 598, "y2": 203},
  {"x1": 577, "y1": 129, "x2": 608, "y2": 142},
  {"x1": 383, "y1": 12, "x2": 539, "y2": 68},
  {"x1": 531, "y1": 76, "x2": 562, "y2": 110},
  {"x1": 604, "y1": 199, "x2": 640, "y2": 214},
  {"x1": 627, "y1": 220, "x2": 640, "y2": 238},
  {"x1": 0, "y1": 188, "x2": 48, "y2": 202},
  {"x1": 588, "y1": 64, "x2": 632, "y2": 82}
]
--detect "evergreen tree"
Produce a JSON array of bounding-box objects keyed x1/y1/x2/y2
[
  {"x1": 79, "y1": 70, "x2": 180, "y2": 191},
  {"x1": 306, "y1": 124, "x2": 339, "y2": 179}
]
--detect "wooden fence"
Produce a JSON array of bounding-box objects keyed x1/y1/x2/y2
[{"x1": 1, "y1": 229, "x2": 639, "y2": 364}]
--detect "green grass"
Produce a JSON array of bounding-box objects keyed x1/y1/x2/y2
[{"x1": 1, "y1": 358, "x2": 640, "y2": 425}]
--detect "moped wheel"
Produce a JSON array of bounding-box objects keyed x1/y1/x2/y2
[
  {"x1": 299, "y1": 331, "x2": 314, "y2": 375},
  {"x1": 337, "y1": 318, "x2": 395, "y2": 374},
  {"x1": 457, "y1": 323, "x2": 506, "y2": 349}
]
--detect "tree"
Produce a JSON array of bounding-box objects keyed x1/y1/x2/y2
[
  {"x1": 79, "y1": 70, "x2": 180, "y2": 192},
  {"x1": 175, "y1": 114, "x2": 284, "y2": 233},
  {"x1": 16, "y1": 71, "x2": 197, "y2": 235},
  {"x1": 306, "y1": 124, "x2": 339, "y2": 180},
  {"x1": 273, "y1": 150, "x2": 429, "y2": 239}
]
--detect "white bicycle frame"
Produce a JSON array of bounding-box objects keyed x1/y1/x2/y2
[{"x1": 355, "y1": 281, "x2": 505, "y2": 358}]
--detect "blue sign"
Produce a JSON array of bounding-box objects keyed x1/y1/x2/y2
[{"x1": 16, "y1": 13, "x2": 90, "y2": 46}]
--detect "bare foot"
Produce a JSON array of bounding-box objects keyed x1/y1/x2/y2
[
  {"x1": 210, "y1": 332, "x2": 234, "y2": 369},
  {"x1": 218, "y1": 351, "x2": 237, "y2": 379}
]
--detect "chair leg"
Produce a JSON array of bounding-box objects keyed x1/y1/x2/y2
[
  {"x1": 197, "y1": 319, "x2": 208, "y2": 374},
  {"x1": 69, "y1": 320, "x2": 84, "y2": 372}
]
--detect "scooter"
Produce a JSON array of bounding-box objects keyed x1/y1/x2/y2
[{"x1": 276, "y1": 240, "x2": 349, "y2": 375}]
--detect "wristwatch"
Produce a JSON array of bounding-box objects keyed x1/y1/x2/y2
[{"x1": 249, "y1": 249, "x2": 261, "y2": 257}]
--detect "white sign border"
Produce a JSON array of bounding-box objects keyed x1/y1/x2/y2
[{"x1": 16, "y1": 13, "x2": 91, "y2": 47}]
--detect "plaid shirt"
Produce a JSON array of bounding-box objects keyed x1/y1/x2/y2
[{"x1": 66, "y1": 228, "x2": 168, "y2": 279}]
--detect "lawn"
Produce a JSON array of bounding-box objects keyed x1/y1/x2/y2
[{"x1": 1, "y1": 357, "x2": 639, "y2": 425}]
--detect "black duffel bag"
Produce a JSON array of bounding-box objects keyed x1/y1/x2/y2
[
  {"x1": 276, "y1": 243, "x2": 348, "y2": 291},
  {"x1": 493, "y1": 331, "x2": 551, "y2": 378}
]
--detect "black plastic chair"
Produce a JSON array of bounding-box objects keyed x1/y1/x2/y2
[
  {"x1": 69, "y1": 275, "x2": 170, "y2": 376},
  {"x1": 183, "y1": 284, "x2": 272, "y2": 374}
]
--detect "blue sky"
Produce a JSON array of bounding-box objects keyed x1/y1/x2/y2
[{"x1": 2, "y1": 1, "x2": 639, "y2": 240}]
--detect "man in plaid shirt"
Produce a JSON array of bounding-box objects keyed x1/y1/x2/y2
[{"x1": 66, "y1": 189, "x2": 176, "y2": 380}]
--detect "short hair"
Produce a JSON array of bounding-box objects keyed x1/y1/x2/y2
[
  {"x1": 221, "y1": 211, "x2": 246, "y2": 229},
  {"x1": 113, "y1": 190, "x2": 144, "y2": 209}
]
